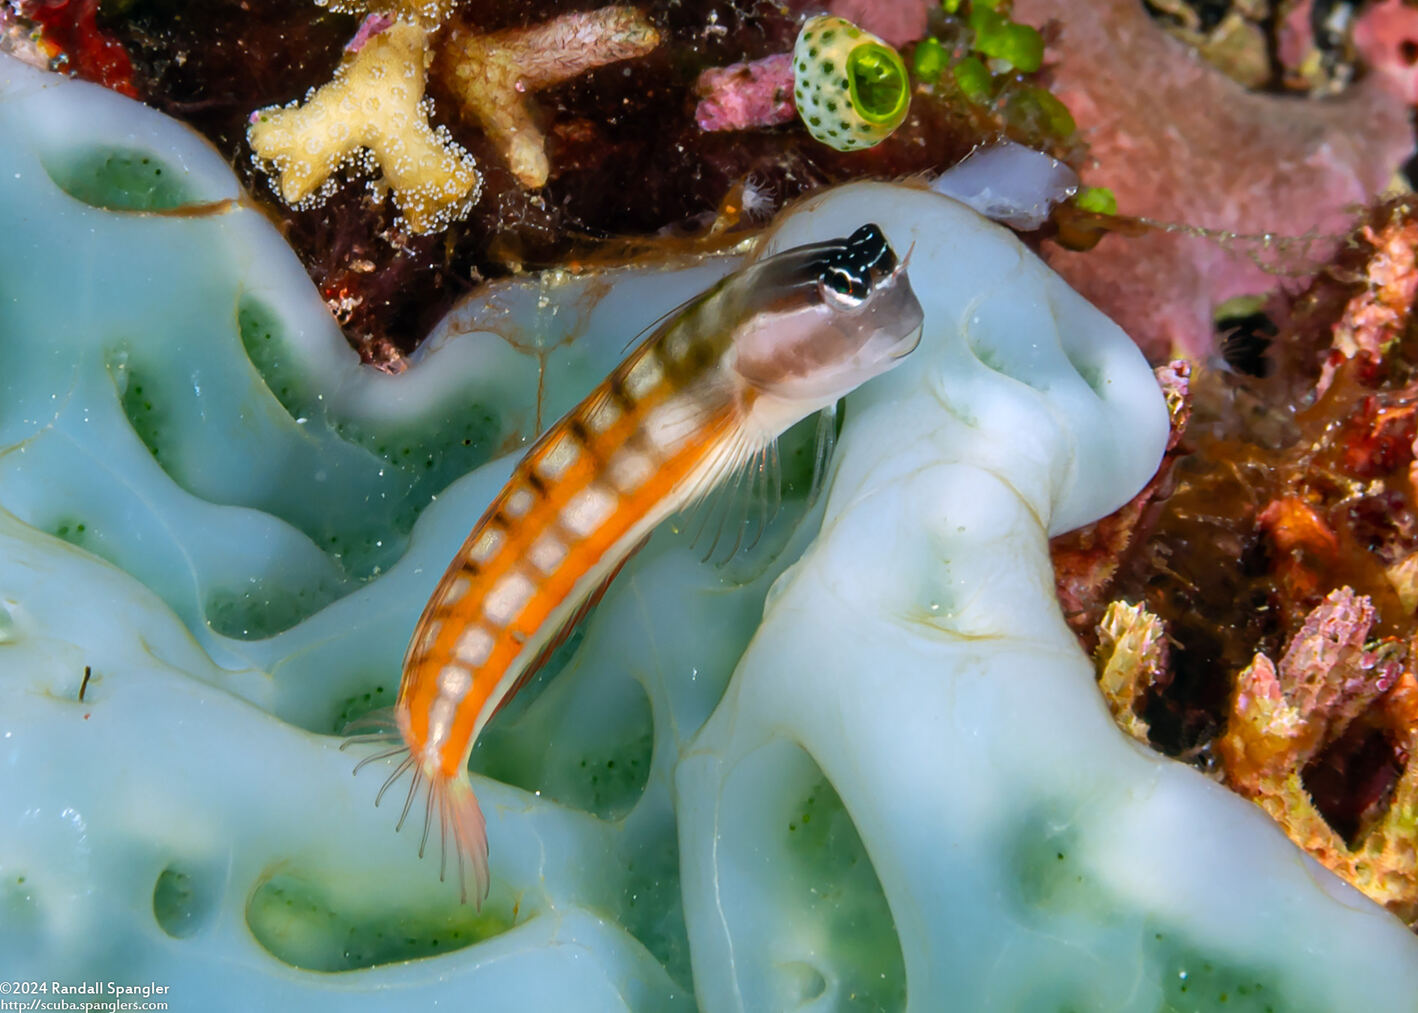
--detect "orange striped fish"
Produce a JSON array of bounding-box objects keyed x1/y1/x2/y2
[{"x1": 347, "y1": 223, "x2": 923, "y2": 903}]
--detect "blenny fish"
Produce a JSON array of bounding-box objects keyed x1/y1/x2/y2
[{"x1": 347, "y1": 223, "x2": 923, "y2": 903}]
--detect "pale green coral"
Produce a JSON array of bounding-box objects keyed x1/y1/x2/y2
[{"x1": 5, "y1": 54, "x2": 1418, "y2": 1013}]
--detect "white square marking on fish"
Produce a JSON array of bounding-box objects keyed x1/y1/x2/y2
[
  {"x1": 624, "y1": 353, "x2": 664, "y2": 400},
  {"x1": 442, "y1": 575, "x2": 471, "y2": 606},
  {"x1": 505, "y1": 486, "x2": 535, "y2": 519},
  {"x1": 484, "y1": 571, "x2": 536, "y2": 626},
  {"x1": 428, "y1": 697, "x2": 456, "y2": 745},
  {"x1": 606, "y1": 449, "x2": 654, "y2": 495},
  {"x1": 454, "y1": 626, "x2": 495, "y2": 667},
  {"x1": 536, "y1": 432, "x2": 581, "y2": 481},
  {"x1": 468, "y1": 527, "x2": 505, "y2": 566},
  {"x1": 585, "y1": 396, "x2": 621, "y2": 434},
  {"x1": 663, "y1": 325, "x2": 694, "y2": 362},
  {"x1": 528, "y1": 532, "x2": 568, "y2": 574},
  {"x1": 562, "y1": 484, "x2": 618, "y2": 538},
  {"x1": 643, "y1": 401, "x2": 697, "y2": 456},
  {"x1": 438, "y1": 663, "x2": 473, "y2": 700}
]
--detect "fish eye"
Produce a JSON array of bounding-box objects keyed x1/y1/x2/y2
[{"x1": 819, "y1": 267, "x2": 868, "y2": 309}]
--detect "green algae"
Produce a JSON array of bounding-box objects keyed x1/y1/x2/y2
[
  {"x1": 237, "y1": 297, "x2": 322, "y2": 419},
  {"x1": 617, "y1": 824, "x2": 691, "y2": 989},
  {"x1": 42, "y1": 146, "x2": 196, "y2": 212},
  {"x1": 333, "y1": 684, "x2": 392, "y2": 732},
  {"x1": 1075, "y1": 186, "x2": 1119, "y2": 216},
  {"x1": 784, "y1": 775, "x2": 907, "y2": 1013},
  {"x1": 152, "y1": 864, "x2": 220, "y2": 940},
  {"x1": 1008, "y1": 804, "x2": 1312, "y2": 1012},
  {"x1": 1006, "y1": 86, "x2": 1077, "y2": 138},
  {"x1": 1154, "y1": 937, "x2": 1289, "y2": 1013},
  {"x1": 50, "y1": 518, "x2": 93, "y2": 549},
  {"x1": 953, "y1": 56, "x2": 992, "y2": 103},
  {"x1": 111, "y1": 357, "x2": 170, "y2": 465},
  {"x1": 912, "y1": 37, "x2": 948, "y2": 80},
  {"x1": 205, "y1": 580, "x2": 341, "y2": 641},
  {"x1": 238, "y1": 294, "x2": 503, "y2": 565},
  {"x1": 246, "y1": 872, "x2": 515, "y2": 972},
  {"x1": 969, "y1": 6, "x2": 1044, "y2": 73},
  {"x1": 472, "y1": 644, "x2": 655, "y2": 822}
]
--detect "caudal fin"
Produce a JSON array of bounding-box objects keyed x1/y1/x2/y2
[
  {"x1": 347, "y1": 730, "x2": 491, "y2": 908},
  {"x1": 434, "y1": 773, "x2": 490, "y2": 907}
]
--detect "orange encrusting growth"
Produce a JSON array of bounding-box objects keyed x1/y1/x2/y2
[{"x1": 397, "y1": 336, "x2": 746, "y2": 781}]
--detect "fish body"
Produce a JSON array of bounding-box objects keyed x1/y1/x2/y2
[{"x1": 354, "y1": 223, "x2": 923, "y2": 903}]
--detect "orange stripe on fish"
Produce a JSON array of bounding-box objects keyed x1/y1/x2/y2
[{"x1": 346, "y1": 223, "x2": 924, "y2": 905}]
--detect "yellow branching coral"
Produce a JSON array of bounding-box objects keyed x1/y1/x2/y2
[
  {"x1": 1093, "y1": 600, "x2": 1167, "y2": 743},
  {"x1": 1217, "y1": 588, "x2": 1418, "y2": 923},
  {"x1": 435, "y1": 7, "x2": 660, "y2": 189},
  {"x1": 248, "y1": 19, "x2": 480, "y2": 233}
]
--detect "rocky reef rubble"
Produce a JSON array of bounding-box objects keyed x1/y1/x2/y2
[{"x1": 1073, "y1": 201, "x2": 1418, "y2": 925}]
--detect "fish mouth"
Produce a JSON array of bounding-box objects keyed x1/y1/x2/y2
[{"x1": 890, "y1": 324, "x2": 924, "y2": 358}]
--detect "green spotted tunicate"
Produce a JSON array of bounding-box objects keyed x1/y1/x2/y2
[{"x1": 792, "y1": 16, "x2": 910, "y2": 152}]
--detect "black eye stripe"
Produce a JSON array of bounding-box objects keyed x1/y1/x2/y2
[{"x1": 812, "y1": 223, "x2": 896, "y2": 298}]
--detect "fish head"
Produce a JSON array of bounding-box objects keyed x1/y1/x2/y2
[{"x1": 729, "y1": 223, "x2": 924, "y2": 411}]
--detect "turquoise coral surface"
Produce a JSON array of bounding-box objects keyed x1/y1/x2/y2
[{"x1": 3, "y1": 54, "x2": 1418, "y2": 1012}]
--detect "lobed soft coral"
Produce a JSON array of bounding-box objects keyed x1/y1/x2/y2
[
  {"x1": 313, "y1": 0, "x2": 458, "y2": 27},
  {"x1": 11, "y1": 47, "x2": 1418, "y2": 1009},
  {"x1": 248, "y1": 4, "x2": 660, "y2": 229},
  {"x1": 248, "y1": 17, "x2": 480, "y2": 233},
  {"x1": 433, "y1": 6, "x2": 660, "y2": 189}
]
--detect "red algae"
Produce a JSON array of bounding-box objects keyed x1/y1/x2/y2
[
  {"x1": 1356, "y1": 0, "x2": 1418, "y2": 106},
  {"x1": 693, "y1": 52, "x2": 795, "y2": 133},
  {"x1": 808, "y1": 0, "x2": 928, "y2": 49},
  {"x1": 20, "y1": 0, "x2": 137, "y2": 96},
  {"x1": 1013, "y1": 0, "x2": 1410, "y2": 361}
]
